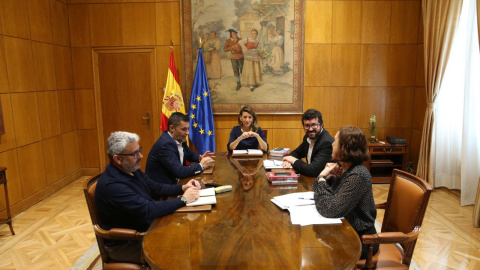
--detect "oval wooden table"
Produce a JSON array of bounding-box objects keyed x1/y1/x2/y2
[{"x1": 143, "y1": 154, "x2": 361, "y2": 269}]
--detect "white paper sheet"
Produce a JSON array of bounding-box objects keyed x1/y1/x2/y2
[
  {"x1": 199, "y1": 188, "x2": 215, "y2": 197},
  {"x1": 263, "y1": 159, "x2": 292, "y2": 169},
  {"x1": 186, "y1": 195, "x2": 217, "y2": 207},
  {"x1": 288, "y1": 205, "x2": 342, "y2": 226},
  {"x1": 272, "y1": 192, "x2": 315, "y2": 208},
  {"x1": 232, "y1": 149, "x2": 263, "y2": 155}
]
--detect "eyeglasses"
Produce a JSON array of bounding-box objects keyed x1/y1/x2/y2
[
  {"x1": 117, "y1": 147, "x2": 143, "y2": 159},
  {"x1": 303, "y1": 123, "x2": 321, "y2": 130}
]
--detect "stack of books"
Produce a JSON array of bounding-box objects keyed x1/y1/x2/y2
[
  {"x1": 270, "y1": 148, "x2": 291, "y2": 160},
  {"x1": 266, "y1": 171, "x2": 299, "y2": 185}
]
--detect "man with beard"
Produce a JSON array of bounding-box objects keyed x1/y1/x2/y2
[
  {"x1": 95, "y1": 131, "x2": 200, "y2": 263},
  {"x1": 282, "y1": 109, "x2": 334, "y2": 177},
  {"x1": 146, "y1": 112, "x2": 215, "y2": 185}
]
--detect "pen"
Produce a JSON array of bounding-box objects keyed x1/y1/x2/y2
[{"x1": 298, "y1": 197, "x2": 314, "y2": 200}]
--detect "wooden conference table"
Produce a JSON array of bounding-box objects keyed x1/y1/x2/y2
[{"x1": 143, "y1": 154, "x2": 361, "y2": 269}]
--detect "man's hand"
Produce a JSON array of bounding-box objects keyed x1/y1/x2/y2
[
  {"x1": 282, "y1": 160, "x2": 292, "y2": 168},
  {"x1": 183, "y1": 188, "x2": 199, "y2": 203},
  {"x1": 200, "y1": 156, "x2": 215, "y2": 169},
  {"x1": 182, "y1": 179, "x2": 201, "y2": 191},
  {"x1": 283, "y1": 156, "x2": 297, "y2": 164},
  {"x1": 200, "y1": 151, "x2": 215, "y2": 161}
]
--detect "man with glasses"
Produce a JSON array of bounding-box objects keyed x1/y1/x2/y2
[
  {"x1": 95, "y1": 131, "x2": 200, "y2": 263},
  {"x1": 282, "y1": 109, "x2": 334, "y2": 177},
  {"x1": 146, "y1": 112, "x2": 215, "y2": 185}
]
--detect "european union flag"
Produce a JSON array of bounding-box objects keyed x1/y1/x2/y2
[{"x1": 188, "y1": 48, "x2": 215, "y2": 154}]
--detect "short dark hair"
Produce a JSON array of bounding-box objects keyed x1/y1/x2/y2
[
  {"x1": 302, "y1": 109, "x2": 323, "y2": 125},
  {"x1": 168, "y1": 112, "x2": 189, "y2": 128},
  {"x1": 337, "y1": 126, "x2": 369, "y2": 164}
]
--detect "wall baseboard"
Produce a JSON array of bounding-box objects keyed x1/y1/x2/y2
[
  {"x1": 81, "y1": 168, "x2": 101, "y2": 176},
  {"x1": 0, "y1": 169, "x2": 84, "y2": 217}
]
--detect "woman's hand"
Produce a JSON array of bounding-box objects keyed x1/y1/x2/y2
[
  {"x1": 320, "y1": 163, "x2": 340, "y2": 178},
  {"x1": 240, "y1": 131, "x2": 256, "y2": 140}
]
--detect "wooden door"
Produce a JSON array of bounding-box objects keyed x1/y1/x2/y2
[{"x1": 94, "y1": 48, "x2": 158, "y2": 171}]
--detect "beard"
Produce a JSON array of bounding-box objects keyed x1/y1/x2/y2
[
  {"x1": 307, "y1": 129, "x2": 320, "y2": 140},
  {"x1": 121, "y1": 160, "x2": 141, "y2": 173}
]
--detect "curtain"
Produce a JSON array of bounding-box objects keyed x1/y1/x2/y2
[
  {"x1": 460, "y1": 0, "x2": 480, "y2": 205},
  {"x1": 417, "y1": 0, "x2": 463, "y2": 186},
  {"x1": 434, "y1": 0, "x2": 480, "y2": 206}
]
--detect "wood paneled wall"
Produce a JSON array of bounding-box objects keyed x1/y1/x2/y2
[
  {"x1": 0, "y1": 0, "x2": 81, "y2": 216},
  {"x1": 0, "y1": 0, "x2": 426, "y2": 215},
  {"x1": 65, "y1": 0, "x2": 425, "y2": 171},
  {"x1": 67, "y1": 1, "x2": 184, "y2": 174}
]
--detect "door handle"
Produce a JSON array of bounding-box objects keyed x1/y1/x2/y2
[{"x1": 142, "y1": 111, "x2": 151, "y2": 130}]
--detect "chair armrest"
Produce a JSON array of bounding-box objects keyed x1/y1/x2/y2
[
  {"x1": 375, "y1": 202, "x2": 387, "y2": 209},
  {"x1": 361, "y1": 226, "x2": 421, "y2": 245},
  {"x1": 94, "y1": 225, "x2": 146, "y2": 241}
]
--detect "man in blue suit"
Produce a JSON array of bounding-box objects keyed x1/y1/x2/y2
[{"x1": 146, "y1": 112, "x2": 215, "y2": 184}]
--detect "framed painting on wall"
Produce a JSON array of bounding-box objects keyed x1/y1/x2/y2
[{"x1": 182, "y1": 0, "x2": 304, "y2": 114}]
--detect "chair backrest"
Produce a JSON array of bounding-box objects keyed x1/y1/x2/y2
[
  {"x1": 381, "y1": 169, "x2": 432, "y2": 265},
  {"x1": 83, "y1": 174, "x2": 109, "y2": 263},
  {"x1": 262, "y1": 129, "x2": 268, "y2": 138}
]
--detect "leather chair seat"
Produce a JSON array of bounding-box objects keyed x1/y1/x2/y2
[{"x1": 357, "y1": 244, "x2": 406, "y2": 270}]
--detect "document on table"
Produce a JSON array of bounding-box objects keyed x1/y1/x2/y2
[
  {"x1": 186, "y1": 195, "x2": 217, "y2": 207},
  {"x1": 263, "y1": 159, "x2": 292, "y2": 169},
  {"x1": 199, "y1": 188, "x2": 215, "y2": 197},
  {"x1": 232, "y1": 149, "x2": 264, "y2": 156},
  {"x1": 288, "y1": 205, "x2": 342, "y2": 226},
  {"x1": 271, "y1": 191, "x2": 315, "y2": 209},
  {"x1": 186, "y1": 188, "x2": 217, "y2": 207}
]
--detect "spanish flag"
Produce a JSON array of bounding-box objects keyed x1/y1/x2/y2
[{"x1": 161, "y1": 50, "x2": 186, "y2": 131}]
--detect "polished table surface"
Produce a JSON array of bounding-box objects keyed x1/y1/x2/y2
[{"x1": 143, "y1": 154, "x2": 361, "y2": 269}]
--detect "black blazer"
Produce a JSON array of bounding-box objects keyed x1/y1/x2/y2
[
  {"x1": 145, "y1": 131, "x2": 203, "y2": 184},
  {"x1": 290, "y1": 129, "x2": 334, "y2": 177}
]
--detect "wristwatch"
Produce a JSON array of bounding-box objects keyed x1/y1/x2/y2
[
  {"x1": 180, "y1": 196, "x2": 188, "y2": 205},
  {"x1": 317, "y1": 175, "x2": 326, "y2": 182}
]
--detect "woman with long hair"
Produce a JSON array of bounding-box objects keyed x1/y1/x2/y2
[
  {"x1": 313, "y1": 126, "x2": 379, "y2": 259},
  {"x1": 227, "y1": 106, "x2": 268, "y2": 151}
]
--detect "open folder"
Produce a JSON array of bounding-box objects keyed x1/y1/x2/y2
[
  {"x1": 175, "y1": 188, "x2": 217, "y2": 213},
  {"x1": 232, "y1": 149, "x2": 264, "y2": 157}
]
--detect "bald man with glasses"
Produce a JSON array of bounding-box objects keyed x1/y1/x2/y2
[{"x1": 282, "y1": 109, "x2": 334, "y2": 177}]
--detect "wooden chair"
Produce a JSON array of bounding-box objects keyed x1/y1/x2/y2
[
  {"x1": 357, "y1": 169, "x2": 432, "y2": 269},
  {"x1": 83, "y1": 174, "x2": 149, "y2": 270}
]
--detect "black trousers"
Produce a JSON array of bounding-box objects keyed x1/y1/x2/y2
[
  {"x1": 105, "y1": 240, "x2": 142, "y2": 264},
  {"x1": 230, "y1": 58, "x2": 244, "y2": 78}
]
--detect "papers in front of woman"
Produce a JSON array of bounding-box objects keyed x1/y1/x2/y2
[
  {"x1": 232, "y1": 149, "x2": 264, "y2": 156},
  {"x1": 271, "y1": 191, "x2": 314, "y2": 209},
  {"x1": 271, "y1": 192, "x2": 342, "y2": 226},
  {"x1": 289, "y1": 205, "x2": 342, "y2": 226}
]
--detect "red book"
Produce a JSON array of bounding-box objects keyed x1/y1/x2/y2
[{"x1": 267, "y1": 171, "x2": 299, "y2": 181}]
